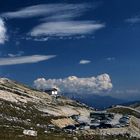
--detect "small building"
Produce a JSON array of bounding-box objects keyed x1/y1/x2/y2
[{"x1": 45, "y1": 88, "x2": 58, "y2": 96}]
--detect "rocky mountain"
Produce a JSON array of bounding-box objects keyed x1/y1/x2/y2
[
  {"x1": 0, "y1": 78, "x2": 140, "y2": 140},
  {"x1": 0, "y1": 78, "x2": 92, "y2": 139},
  {"x1": 126, "y1": 101, "x2": 140, "y2": 111}
]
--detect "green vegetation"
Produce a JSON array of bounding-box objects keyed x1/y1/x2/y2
[
  {"x1": 0, "y1": 99, "x2": 60, "y2": 131},
  {"x1": 0, "y1": 128, "x2": 139, "y2": 140},
  {"x1": 0, "y1": 127, "x2": 72, "y2": 140}
]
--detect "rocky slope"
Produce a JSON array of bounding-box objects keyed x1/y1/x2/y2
[
  {"x1": 0, "y1": 78, "x2": 140, "y2": 140},
  {"x1": 0, "y1": 78, "x2": 92, "y2": 116},
  {"x1": 129, "y1": 101, "x2": 140, "y2": 111},
  {"x1": 0, "y1": 78, "x2": 92, "y2": 139}
]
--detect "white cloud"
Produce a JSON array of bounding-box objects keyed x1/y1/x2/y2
[
  {"x1": 40, "y1": 13, "x2": 77, "y2": 21},
  {"x1": 1, "y1": 3, "x2": 104, "y2": 40},
  {"x1": 8, "y1": 51, "x2": 24, "y2": 57},
  {"x1": 125, "y1": 16, "x2": 140, "y2": 24},
  {"x1": 33, "y1": 35, "x2": 87, "y2": 42},
  {"x1": 79, "y1": 59, "x2": 91, "y2": 64},
  {"x1": 1, "y1": 4, "x2": 90, "y2": 19},
  {"x1": 33, "y1": 37, "x2": 49, "y2": 42},
  {"x1": 106, "y1": 57, "x2": 115, "y2": 61},
  {"x1": 30, "y1": 21, "x2": 105, "y2": 37},
  {"x1": 0, "y1": 18, "x2": 7, "y2": 44},
  {"x1": 0, "y1": 55, "x2": 56, "y2": 66},
  {"x1": 2, "y1": 3, "x2": 104, "y2": 41},
  {"x1": 34, "y1": 74, "x2": 113, "y2": 94}
]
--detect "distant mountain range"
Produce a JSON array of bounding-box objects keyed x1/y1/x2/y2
[
  {"x1": 121, "y1": 100, "x2": 140, "y2": 107},
  {"x1": 63, "y1": 93, "x2": 128, "y2": 110}
]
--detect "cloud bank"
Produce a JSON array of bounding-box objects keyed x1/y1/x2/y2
[
  {"x1": 0, "y1": 55, "x2": 56, "y2": 66},
  {"x1": 0, "y1": 18, "x2": 7, "y2": 44},
  {"x1": 34, "y1": 74, "x2": 113, "y2": 94}
]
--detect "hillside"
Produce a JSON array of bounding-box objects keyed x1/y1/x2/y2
[
  {"x1": 107, "y1": 105, "x2": 140, "y2": 118},
  {"x1": 128, "y1": 101, "x2": 140, "y2": 111},
  {"x1": 117, "y1": 101, "x2": 140, "y2": 113},
  {"x1": 0, "y1": 78, "x2": 140, "y2": 140},
  {"x1": 0, "y1": 78, "x2": 92, "y2": 139}
]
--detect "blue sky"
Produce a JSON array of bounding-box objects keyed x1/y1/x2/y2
[{"x1": 0, "y1": 0, "x2": 140, "y2": 101}]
